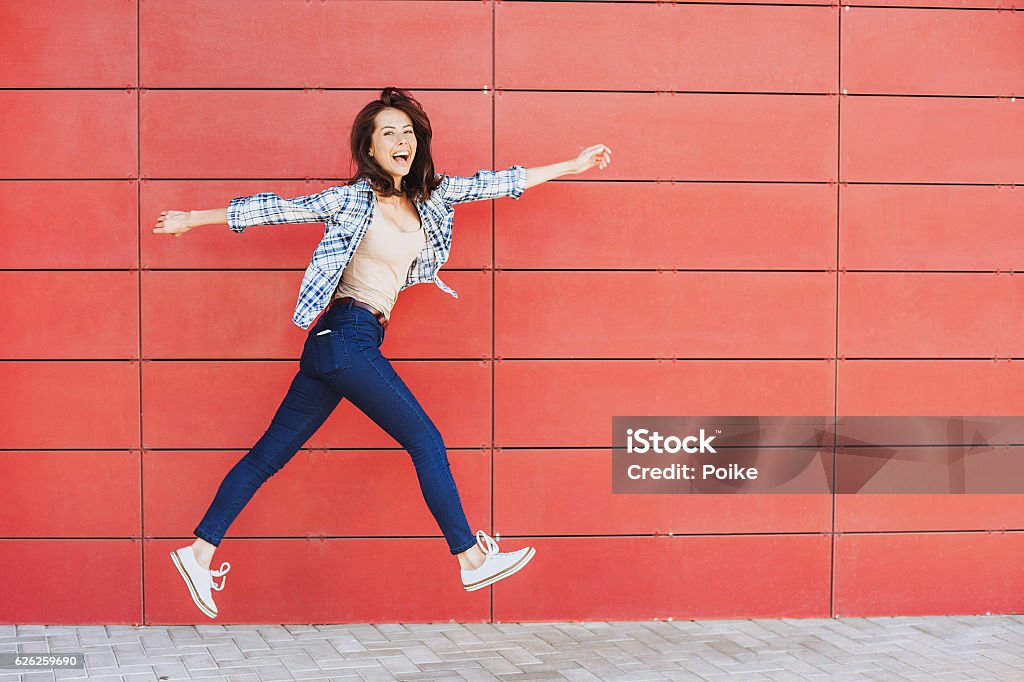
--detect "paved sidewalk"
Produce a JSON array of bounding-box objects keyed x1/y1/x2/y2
[{"x1": 1, "y1": 616, "x2": 1023, "y2": 681}]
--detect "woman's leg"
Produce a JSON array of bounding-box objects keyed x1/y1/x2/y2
[
  {"x1": 191, "y1": 366, "x2": 344, "y2": 563},
  {"x1": 328, "y1": 317, "x2": 478, "y2": 558}
]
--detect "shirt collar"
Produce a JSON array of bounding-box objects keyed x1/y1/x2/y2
[{"x1": 352, "y1": 176, "x2": 428, "y2": 208}]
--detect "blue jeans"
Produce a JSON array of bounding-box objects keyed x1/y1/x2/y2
[{"x1": 193, "y1": 298, "x2": 478, "y2": 555}]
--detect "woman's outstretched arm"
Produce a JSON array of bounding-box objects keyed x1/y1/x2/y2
[
  {"x1": 152, "y1": 185, "x2": 351, "y2": 237},
  {"x1": 525, "y1": 144, "x2": 612, "y2": 189},
  {"x1": 439, "y1": 144, "x2": 612, "y2": 207},
  {"x1": 152, "y1": 207, "x2": 226, "y2": 238}
]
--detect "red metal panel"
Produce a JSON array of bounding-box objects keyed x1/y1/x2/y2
[
  {"x1": 844, "y1": 0, "x2": 1008, "y2": 12},
  {"x1": 0, "y1": 91, "x2": 138, "y2": 179},
  {"x1": 141, "y1": 270, "x2": 490, "y2": 359},
  {"x1": 0, "y1": 452, "x2": 139, "y2": 537},
  {"x1": 833, "y1": 532, "x2": 1024, "y2": 616},
  {"x1": 497, "y1": 181, "x2": 836, "y2": 270},
  {"x1": 496, "y1": 271, "x2": 836, "y2": 358},
  {"x1": 841, "y1": 96, "x2": 1024, "y2": 183},
  {"x1": 840, "y1": 273, "x2": 1024, "y2": 358},
  {"x1": 495, "y1": 449, "x2": 831, "y2": 535},
  {"x1": 141, "y1": 180, "x2": 492, "y2": 270},
  {"x1": 834, "y1": 442, "x2": 1024, "y2": 531},
  {"x1": 495, "y1": 361, "x2": 835, "y2": 447},
  {"x1": 0, "y1": 0, "x2": 137, "y2": 87},
  {"x1": 838, "y1": 494, "x2": 1024, "y2": 532},
  {"x1": 0, "y1": 271, "x2": 139, "y2": 359},
  {"x1": 141, "y1": 271, "x2": 316, "y2": 359},
  {"x1": 843, "y1": 8, "x2": 1024, "y2": 96},
  {"x1": 497, "y1": 3, "x2": 836, "y2": 92},
  {"x1": 141, "y1": 90, "x2": 493, "y2": 179},
  {"x1": 446, "y1": 199, "x2": 493, "y2": 271},
  {"x1": 145, "y1": 449, "x2": 490, "y2": 541},
  {"x1": 147, "y1": 538, "x2": 487, "y2": 624},
  {"x1": 350, "y1": 270, "x2": 494, "y2": 359},
  {"x1": 0, "y1": 540, "x2": 142, "y2": 624},
  {"x1": 492, "y1": 536, "x2": 831, "y2": 621},
  {"x1": 839, "y1": 361, "x2": 1024, "y2": 415},
  {"x1": 840, "y1": 184, "x2": 1024, "y2": 270},
  {"x1": 391, "y1": 269, "x2": 484, "y2": 355},
  {"x1": 497, "y1": 92, "x2": 838, "y2": 181},
  {"x1": 141, "y1": 0, "x2": 490, "y2": 88},
  {"x1": 142, "y1": 361, "x2": 490, "y2": 449},
  {"x1": 0, "y1": 181, "x2": 138, "y2": 269},
  {"x1": 0, "y1": 362, "x2": 140, "y2": 449}
]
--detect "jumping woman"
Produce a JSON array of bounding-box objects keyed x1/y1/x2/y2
[{"x1": 153, "y1": 86, "x2": 612, "y2": 619}]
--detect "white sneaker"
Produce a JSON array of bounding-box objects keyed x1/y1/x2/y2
[
  {"x1": 169, "y1": 545, "x2": 231, "y2": 619},
  {"x1": 461, "y1": 530, "x2": 536, "y2": 592}
]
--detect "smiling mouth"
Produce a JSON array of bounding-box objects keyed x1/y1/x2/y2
[{"x1": 392, "y1": 152, "x2": 411, "y2": 166}]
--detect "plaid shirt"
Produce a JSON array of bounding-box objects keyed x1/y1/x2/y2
[{"x1": 226, "y1": 165, "x2": 528, "y2": 329}]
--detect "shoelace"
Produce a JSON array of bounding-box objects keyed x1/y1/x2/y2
[
  {"x1": 475, "y1": 530, "x2": 505, "y2": 558},
  {"x1": 210, "y1": 562, "x2": 231, "y2": 591}
]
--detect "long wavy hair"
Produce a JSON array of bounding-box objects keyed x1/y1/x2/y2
[{"x1": 346, "y1": 87, "x2": 442, "y2": 204}]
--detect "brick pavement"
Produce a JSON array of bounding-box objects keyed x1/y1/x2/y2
[{"x1": 1, "y1": 616, "x2": 1022, "y2": 681}]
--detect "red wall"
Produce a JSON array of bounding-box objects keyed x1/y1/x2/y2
[{"x1": 1, "y1": 0, "x2": 1023, "y2": 624}]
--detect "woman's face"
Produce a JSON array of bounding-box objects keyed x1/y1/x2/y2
[{"x1": 369, "y1": 108, "x2": 417, "y2": 190}]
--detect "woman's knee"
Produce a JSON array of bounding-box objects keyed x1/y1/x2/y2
[
  {"x1": 406, "y1": 425, "x2": 448, "y2": 465},
  {"x1": 244, "y1": 434, "x2": 300, "y2": 478}
]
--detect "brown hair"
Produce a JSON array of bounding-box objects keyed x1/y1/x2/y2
[{"x1": 346, "y1": 87, "x2": 442, "y2": 204}]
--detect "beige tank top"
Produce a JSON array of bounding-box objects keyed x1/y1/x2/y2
[{"x1": 332, "y1": 200, "x2": 426, "y2": 321}]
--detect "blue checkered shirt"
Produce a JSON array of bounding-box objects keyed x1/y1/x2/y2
[{"x1": 226, "y1": 165, "x2": 528, "y2": 329}]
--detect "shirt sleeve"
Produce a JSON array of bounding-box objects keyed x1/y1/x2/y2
[
  {"x1": 437, "y1": 165, "x2": 527, "y2": 206},
  {"x1": 225, "y1": 185, "x2": 349, "y2": 234}
]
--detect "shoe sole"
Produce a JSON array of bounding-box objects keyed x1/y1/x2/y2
[
  {"x1": 463, "y1": 547, "x2": 536, "y2": 592},
  {"x1": 169, "y1": 550, "x2": 218, "y2": 619}
]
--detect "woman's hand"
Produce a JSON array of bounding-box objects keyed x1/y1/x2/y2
[
  {"x1": 153, "y1": 210, "x2": 193, "y2": 237},
  {"x1": 571, "y1": 144, "x2": 612, "y2": 174}
]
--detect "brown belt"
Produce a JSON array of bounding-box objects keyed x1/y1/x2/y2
[{"x1": 332, "y1": 296, "x2": 389, "y2": 330}]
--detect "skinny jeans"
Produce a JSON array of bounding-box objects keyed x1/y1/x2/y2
[{"x1": 192, "y1": 298, "x2": 478, "y2": 555}]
